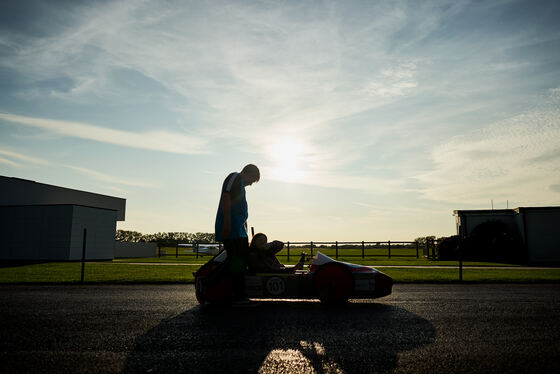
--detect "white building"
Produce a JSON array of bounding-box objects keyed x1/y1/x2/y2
[
  {"x1": 0, "y1": 176, "x2": 126, "y2": 260},
  {"x1": 454, "y1": 207, "x2": 560, "y2": 263}
]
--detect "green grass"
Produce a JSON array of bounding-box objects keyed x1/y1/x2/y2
[
  {"x1": 120, "y1": 246, "x2": 523, "y2": 267},
  {"x1": 1, "y1": 260, "x2": 560, "y2": 284},
  {"x1": 0, "y1": 262, "x2": 198, "y2": 283},
  {"x1": 381, "y1": 268, "x2": 560, "y2": 283},
  {"x1": 114, "y1": 256, "x2": 210, "y2": 264}
]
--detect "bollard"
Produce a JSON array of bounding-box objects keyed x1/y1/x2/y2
[
  {"x1": 310, "y1": 241, "x2": 314, "y2": 257},
  {"x1": 335, "y1": 241, "x2": 338, "y2": 259},
  {"x1": 361, "y1": 241, "x2": 365, "y2": 259},
  {"x1": 388, "y1": 240, "x2": 391, "y2": 259}
]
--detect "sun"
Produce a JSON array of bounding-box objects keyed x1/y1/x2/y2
[{"x1": 269, "y1": 138, "x2": 305, "y2": 183}]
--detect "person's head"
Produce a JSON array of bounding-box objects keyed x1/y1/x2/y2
[
  {"x1": 250, "y1": 232, "x2": 268, "y2": 250},
  {"x1": 241, "y1": 164, "x2": 260, "y2": 186}
]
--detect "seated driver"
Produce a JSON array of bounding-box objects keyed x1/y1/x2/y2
[{"x1": 247, "y1": 233, "x2": 305, "y2": 273}]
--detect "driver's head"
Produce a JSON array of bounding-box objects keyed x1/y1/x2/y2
[{"x1": 250, "y1": 233, "x2": 268, "y2": 250}]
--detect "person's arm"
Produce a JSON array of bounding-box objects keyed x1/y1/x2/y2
[{"x1": 221, "y1": 192, "x2": 231, "y2": 239}]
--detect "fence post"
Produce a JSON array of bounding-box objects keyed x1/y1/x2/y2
[
  {"x1": 176, "y1": 240, "x2": 179, "y2": 258},
  {"x1": 416, "y1": 241, "x2": 419, "y2": 258},
  {"x1": 287, "y1": 242, "x2": 290, "y2": 262},
  {"x1": 81, "y1": 228, "x2": 87, "y2": 283},
  {"x1": 388, "y1": 240, "x2": 391, "y2": 259},
  {"x1": 310, "y1": 241, "x2": 314, "y2": 257},
  {"x1": 361, "y1": 241, "x2": 365, "y2": 259},
  {"x1": 459, "y1": 241, "x2": 463, "y2": 282},
  {"x1": 335, "y1": 241, "x2": 338, "y2": 259},
  {"x1": 195, "y1": 242, "x2": 198, "y2": 259}
]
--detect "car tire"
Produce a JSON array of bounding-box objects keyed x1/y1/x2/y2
[
  {"x1": 194, "y1": 262, "x2": 232, "y2": 304},
  {"x1": 313, "y1": 262, "x2": 353, "y2": 304}
]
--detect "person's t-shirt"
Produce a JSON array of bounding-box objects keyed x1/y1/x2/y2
[{"x1": 215, "y1": 172, "x2": 248, "y2": 241}]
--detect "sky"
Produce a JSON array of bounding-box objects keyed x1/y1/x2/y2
[{"x1": 1, "y1": 0, "x2": 559, "y2": 242}]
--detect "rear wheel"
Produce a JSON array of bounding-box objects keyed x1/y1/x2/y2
[
  {"x1": 194, "y1": 262, "x2": 233, "y2": 304},
  {"x1": 313, "y1": 263, "x2": 353, "y2": 304}
]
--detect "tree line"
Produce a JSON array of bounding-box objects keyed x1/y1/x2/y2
[
  {"x1": 116, "y1": 230, "x2": 215, "y2": 244},
  {"x1": 115, "y1": 230, "x2": 440, "y2": 248}
]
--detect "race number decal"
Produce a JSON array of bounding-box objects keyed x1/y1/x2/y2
[{"x1": 265, "y1": 277, "x2": 286, "y2": 296}]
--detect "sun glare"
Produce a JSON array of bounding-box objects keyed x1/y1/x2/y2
[{"x1": 269, "y1": 138, "x2": 305, "y2": 183}]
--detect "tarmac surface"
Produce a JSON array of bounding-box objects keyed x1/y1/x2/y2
[{"x1": 1, "y1": 284, "x2": 559, "y2": 373}]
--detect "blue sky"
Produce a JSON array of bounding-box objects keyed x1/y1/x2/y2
[{"x1": 1, "y1": 0, "x2": 559, "y2": 241}]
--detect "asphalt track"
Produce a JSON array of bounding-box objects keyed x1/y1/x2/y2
[{"x1": 1, "y1": 284, "x2": 559, "y2": 373}]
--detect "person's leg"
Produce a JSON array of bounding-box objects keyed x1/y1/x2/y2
[
  {"x1": 225, "y1": 237, "x2": 249, "y2": 300},
  {"x1": 293, "y1": 252, "x2": 307, "y2": 271}
]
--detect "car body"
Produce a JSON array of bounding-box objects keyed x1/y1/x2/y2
[{"x1": 194, "y1": 251, "x2": 393, "y2": 304}]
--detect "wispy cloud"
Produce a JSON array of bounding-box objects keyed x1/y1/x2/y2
[
  {"x1": 260, "y1": 165, "x2": 403, "y2": 193},
  {"x1": 0, "y1": 157, "x2": 22, "y2": 168},
  {"x1": 0, "y1": 113, "x2": 209, "y2": 154},
  {"x1": 415, "y1": 89, "x2": 560, "y2": 205},
  {"x1": 64, "y1": 165, "x2": 157, "y2": 188},
  {"x1": 0, "y1": 149, "x2": 51, "y2": 166},
  {"x1": 0, "y1": 148, "x2": 155, "y2": 189},
  {"x1": 366, "y1": 62, "x2": 419, "y2": 97}
]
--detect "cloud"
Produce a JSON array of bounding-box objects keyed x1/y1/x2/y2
[
  {"x1": 260, "y1": 165, "x2": 402, "y2": 193},
  {"x1": 366, "y1": 62, "x2": 419, "y2": 97},
  {"x1": 0, "y1": 148, "x2": 156, "y2": 189},
  {"x1": 415, "y1": 89, "x2": 560, "y2": 204},
  {"x1": 64, "y1": 165, "x2": 157, "y2": 188},
  {"x1": 0, "y1": 148, "x2": 51, "y2": 166},
  {"x1": 0, "y1": 113, "x2": 209, "y2": 154},
  {"x1": 0, "y1": 157, "x2": 22, "y2": 168}
]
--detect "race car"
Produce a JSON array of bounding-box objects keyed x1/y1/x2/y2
[{"x1": 194, "y1": 251, "x2": 393, "y2": 304}]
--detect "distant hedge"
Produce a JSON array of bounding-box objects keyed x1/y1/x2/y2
[
  {"x1": 116, "y1": 230, "x2": 215, "y2": 244},
  {"x1": 436, "y1": 235, "x2": 459, "y2": 260}
]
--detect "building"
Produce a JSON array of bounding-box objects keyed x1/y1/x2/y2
[
  {"x1": 0, "y1": 176, "x2": 126, "y2": 260},
  {"x1": 454, "y1": 207, "x2": 560, "y2": 263}
]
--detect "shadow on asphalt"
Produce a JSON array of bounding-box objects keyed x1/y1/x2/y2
[{"x1": 124, "y1": 300, "x2": 435, "y2": 373}]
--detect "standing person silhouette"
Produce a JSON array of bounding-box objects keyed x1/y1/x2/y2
[{"x1": 215, "y1": 164, "x2": 260, "y2": 304}]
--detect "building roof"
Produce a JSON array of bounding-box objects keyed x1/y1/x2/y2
[
  {"x1": 454, "y1": 207, "x2": 560, "y2": 215},
  {"x1": 453, "y1": 209, "x2": 513, "y2": 215},
  {"x1": 513, "y1": 206, "x2": 560, "y2": 213},
  {"x1": 0, "y1": 176, "x2": 126, "y2": 221}
]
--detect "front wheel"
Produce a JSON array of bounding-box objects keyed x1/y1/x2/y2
[{"x1": 313, "y1": 262, "x2": 353, "y2": 304}]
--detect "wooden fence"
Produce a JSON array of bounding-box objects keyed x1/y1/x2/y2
[{"x1": 157, "y1": 239, "x2": 438, "y2": 260}]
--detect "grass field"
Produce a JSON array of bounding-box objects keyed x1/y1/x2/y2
[
  {"x1": 127, "y1": 245, "x2": 526, "y2": 267},
  {"x1": 0, "y1": 262, "x2": 199, "y2": 283},
  {"x1": 2, "y1": 258, "x2": 560, "y2": 284}
]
